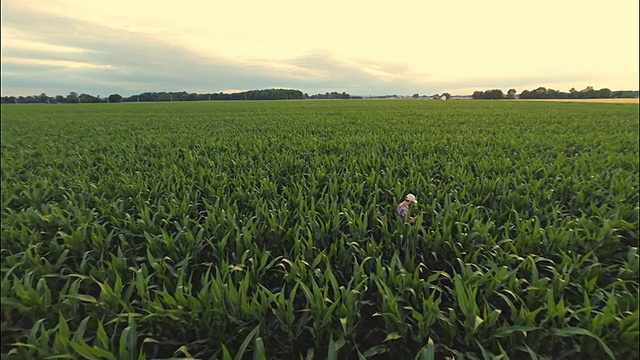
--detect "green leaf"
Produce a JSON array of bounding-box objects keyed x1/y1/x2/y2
[
  {"x1": 95, "y1": 319, "x2": 109, "y2": 349},
  {"x1": 118, "y1": 328, "x2": 130, "y2": 360},
  {"x1": 142, "y1": 337, "x2": 159, "y2": 345},
  {"x1": 493, "y1": 326, "x2": 541, "y2": 338},
  {"x1": 54, "y1": 312, "x2": 70, "y2": 352},
  {"x1": 235, "y1": 324, "x2": 260, "y2": 360},
  {"x1": 362, "y1": 345, "x2": 388, "y2": 358},
  {"x1": 66, "y1": 294, "x2": 98, "y2": 303},
  {"x1": 415, "y1": 337, "x2": 435, "y2": 360},
  {"x1": 518, "y1": 344, "x2": 540, "y2": 360},
  {"x1": 253, "y1": 337, "x2": 266, "y2": 360},
  {"x1": 74, "y1": 316, "x2": 91, "y2": 343},
  {"x1": 551, "y1": 327, "x2": 614, "y2": 360},
  {"x1": 69, "y1": 342, "x2": 117, "y2": 360},
  {"x1": 474, "y1": 315, "x2": 484, "y2": 332},
  {"x1": 176, "y1": 345, "x2": 194, "y2": 357},
  {"x1": 127, "y1": 315, "x2": 137, "y2": 359},
  {"x1": 383, "y1": 332, "x2": 402, "y2": 342},
  {"x1": 475, "y1": 339, "x2": 495, "y2": 360},
  {"x1": 327, "y1": 336, "x2": 338, "y2": 360},
  {"x1": 334, "y1": 337, "x2": 346, "y2": 351},
  {"x1": 356, "y1": 347, "x2": 368, "y2": 360},
  {"x1": 69, "y1": 341, "x2": 100, "y2": 360},
  {"x1": 305, "y1": 348, "x2": 315, "y2": 360},
  {"x1": 10, "y1": 342, "x2": 40, "y2": 351},
  {"x1": 339, "y1": 317, "x2": 348, "y2": 336},
  {"x1": 221, "y1": 343, "x2": 233, "y2": 360}
]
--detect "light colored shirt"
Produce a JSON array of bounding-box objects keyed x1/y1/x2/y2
[{"x1": 397, "y1": 202, "x2": 408, "y2": 220}]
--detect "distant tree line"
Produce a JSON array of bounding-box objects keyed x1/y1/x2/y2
[
  {"x1": 307, "y1": 92, "x2": 351, "y2": 99},
  {"x1": 472, "y1": 86, "x2": 638, "y2": 100},
  {"x1": 4, "y1": 86, "x2": 637, "y2": 104},
  {"x1": 0, "y1": 89, "x2": 357, "y2": 104},
  {"x1": 415, "y1": 93, "x2": 451, "y2": 99}
]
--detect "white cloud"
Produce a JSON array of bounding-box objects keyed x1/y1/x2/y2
[{"x1": 3, "y1": 57, "x2": 112, "y2": 69}]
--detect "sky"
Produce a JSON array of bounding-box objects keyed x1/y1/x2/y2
[{"x1": 1, "y1": 0, "x2": 638, "y2": 97}]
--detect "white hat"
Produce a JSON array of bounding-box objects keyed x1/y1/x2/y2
[{"x1": 405, "y1": 194, "x2": 417, "y2": 203}]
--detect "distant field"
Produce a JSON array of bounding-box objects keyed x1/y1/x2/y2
[
  {"x1": 516, "y1": 98, "x2": 639, "y2": 104},
  {"x1": 1, "y1": 100, "x2": 638, "y2": 359}
]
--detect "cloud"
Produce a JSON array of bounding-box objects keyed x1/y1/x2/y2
[
  {"x1": 0, "y1": 4, "x2": 491, "y2": 98},
  {"x1": 2, "y1": 1, "x2": 637, "y2": 97},
  {"x1": 0, "y1": 2, "x2": 436, "y2": 96}
]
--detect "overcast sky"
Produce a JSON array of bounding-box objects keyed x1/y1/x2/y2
[{"x1": 1, "y1": 0, "x2": 638, "y2": 96}]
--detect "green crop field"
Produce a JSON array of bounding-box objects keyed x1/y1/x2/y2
[{"x1": 1, "y1": 100, "x2": 638, "y2": 359}]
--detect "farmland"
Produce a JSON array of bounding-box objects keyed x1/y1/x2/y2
[{"x1": 1, "y1": 100, "x2": 638, "y2": 359}]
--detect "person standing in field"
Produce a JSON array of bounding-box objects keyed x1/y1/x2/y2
[{"x1": 397, "y1": 193, "x2": 418, "y2": 224}]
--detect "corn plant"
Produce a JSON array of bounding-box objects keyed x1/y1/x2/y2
[{"x1": 1, "y1": 100, "x2": 638, "y2": 359}]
